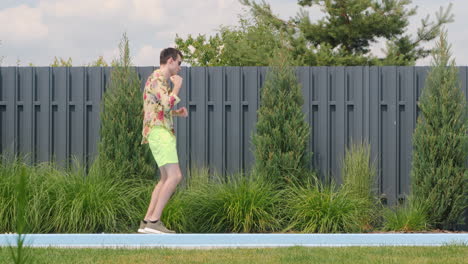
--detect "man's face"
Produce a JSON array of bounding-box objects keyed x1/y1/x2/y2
[{"x1": 169, "y1": 55, "x2": 182, "y2": 75}]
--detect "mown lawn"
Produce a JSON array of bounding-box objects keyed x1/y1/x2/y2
[{"x1": 1, "y1": 245, "x2": 467, "y2": 264}]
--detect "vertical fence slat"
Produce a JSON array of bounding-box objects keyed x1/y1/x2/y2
[
  {"x1": 362, "y1": 66, "x2": 370, "y2": 141},
  {"x1": 51, "y1": 67, "x2": 68, "y2": 168},
  {"x1": 333, "y1": 67, "x2": 346, "y2": 184},
  {"x1": 381, "y1": 66, "x2": 398, "y2": 205},
  {"x1": 398, "y1": 66, "x2": 414, "y2": 199},
  {"x1": 314, "y1": 67, "x2": 329, "y2": 181},
  {"x1": 176, "y1": 67, "x2": 189, "y2": 177},
  {"x1": 188, "y1": 67, "x2": 207, "y2": 171},
  {"x1": 347, "y1": 66, "x2": 363, "y2": 144},
  {"x1": 225, "y1": 67, "x2": 241, "y2": 175},
  {"x1": 1, "y1": 68, "x2": 16, "y2": 159},
  {"x1": 69, "y1": 67, "x2": 85, "y2": 166},
  {"x1": 369, "y1": 66, "x2": 380, "y2": 198},
  {"x1": 207, "y1": 67, "x2": 223, "y2": 175},
  {"x1": 35, "y1": 67, "x2": 51, "y2": 163},
  {"x1": 17, "y1": 67, "x2": 34, "y2": 164},
  {"x1": 310, "y1": 67, "x2": 319, "y2": 171}
]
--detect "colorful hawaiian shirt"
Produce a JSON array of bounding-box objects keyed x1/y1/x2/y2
[{"x1": 141, "y1": 69, "x2": 180, "y2": 144}]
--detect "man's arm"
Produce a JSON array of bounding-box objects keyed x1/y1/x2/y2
[
  {"x1": 171, "y1": 107, "x2": 188, "y2": 117},
  {"x1": 170, "y1": 75, "x2": 183, "y2": 96}
]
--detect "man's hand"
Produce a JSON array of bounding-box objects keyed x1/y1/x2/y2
[
  {"x1": 173, "y1": 107, "x2": 188, "y2": 117},
  {"x1": 170, "y1": 75, "x2": 183, "y2": 89}
]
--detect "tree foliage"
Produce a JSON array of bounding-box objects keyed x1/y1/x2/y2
[
  {"x1": 98, "y1": 33, "x2": 155, "y2": 179},
  {"x1": 252, "y1": 51, "x2": 311, "y2": 186},
  {"x1": 176, "y1": 0, "x2": 454, "y2": 66},
  {"x1": 411, "y1": 31, "x2": 468, "y2": 229}
]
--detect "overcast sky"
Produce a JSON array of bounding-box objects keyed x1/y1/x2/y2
[{"x1": 0, "y1": 0, "x2": 464, "y2": 66}]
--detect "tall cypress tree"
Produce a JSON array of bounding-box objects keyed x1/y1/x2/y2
[
  {"x1": 252, "y1": 51, "x2": 311, "y2": 186},
  {"x1": 411, "y1": 31, "x2": 468, "y2": 229},
  {"x1": 98, "y1": 33, "x2": 154, "y2": 179}
]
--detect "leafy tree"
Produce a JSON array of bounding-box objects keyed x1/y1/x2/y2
[
  {"x1": 175, "y1": 16, "x2": 286, "y2": 66},
  {"x1": 411, "y1": 31, "x2": 468, "y2": 230},
  {"x1": 176, "y1": 0, "x2": 454, "y2": 66}
]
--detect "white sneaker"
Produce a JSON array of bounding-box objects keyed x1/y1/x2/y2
[{"x1": 143, "y1": 220, "x2": 176, "y2": 234}]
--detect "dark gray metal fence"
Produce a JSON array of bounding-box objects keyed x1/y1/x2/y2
[{"x1": 1, "y1": 66, "x2": 468, "y2": 206}]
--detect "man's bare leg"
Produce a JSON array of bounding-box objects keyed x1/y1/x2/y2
[
  {"x1": 148, "y1": 163, "x2": 183, "y2": 221},
  {"x1": 144, "y1": 167, "x2": 168, "y2": 220}
]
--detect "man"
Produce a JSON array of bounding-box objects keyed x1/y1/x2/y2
[{"x1": 139, "y1": 47, "x2": 188, "y2": 234}]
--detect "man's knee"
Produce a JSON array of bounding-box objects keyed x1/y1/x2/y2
[
  {"x1": 158, "y1": 175, "x2": 167, "y2": 184},
  {"x1": 172, "y1": 171, "x2": 183, "y2": 184},
  {"x1": 159, "y1": 166, "x2": 169, "y2": 182},
  {"x1": 168, "y1": 167, "x2": 183, "y2": 183},
  {"x1": 163, "y1": 164, "x2": 183, "y2": 182}
]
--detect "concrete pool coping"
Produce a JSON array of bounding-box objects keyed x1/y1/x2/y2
[{"x1": 1, "y1": 233, "x2": 468, "y2": 248}]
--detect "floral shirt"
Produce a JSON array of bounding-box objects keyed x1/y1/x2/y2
[{"x1": 141, "y1": 69, "x2": 180, "y2": 144}]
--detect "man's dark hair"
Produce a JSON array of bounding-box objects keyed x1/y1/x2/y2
[{"x1": 160, "y1": 48, "x2": 183, "y2": 65}]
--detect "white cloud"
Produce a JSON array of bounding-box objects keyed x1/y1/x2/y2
[
  {"x1": 134, "y1": 45, "x2": 161, "y2": 65},
  {"x1": 131, "y1": 0, "x2": 165, "y2": 25},
  {"x1": 39, "y1": 0, "x2": 167, "y2": 25},
  {"x1": 0, "y1": 4, "x2": 48, "y2": 43},
  {"x1": 39, "y1": 0, "x2": 126, "y2": 18},
  {"x1": 101, "y1": 47, "x2": 120, "y2": 63}
]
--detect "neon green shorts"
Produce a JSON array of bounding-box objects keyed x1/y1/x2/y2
[{"x1": 148, "y1": 126, "x2": 179, "y2": 167}]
